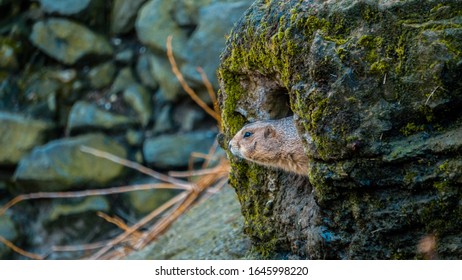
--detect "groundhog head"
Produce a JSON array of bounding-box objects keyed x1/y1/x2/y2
[
  {"x1": 228, "y1": 121, "x2": 281, "y2": 166},
  {"x1": 228, "y1": 117, "x2": 309, "y2": 175}
]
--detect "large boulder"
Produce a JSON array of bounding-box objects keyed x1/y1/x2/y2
[
  {"x1": 219, "y1": 0, "x2": 462, "y2": 259},
  {"x1": 126, "y1": 187, "x2": 253, "y2": 259}
]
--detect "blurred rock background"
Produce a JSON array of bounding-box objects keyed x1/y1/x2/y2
[{"x1": 0, "y1": 0, "x2": 253, "y2": 259}]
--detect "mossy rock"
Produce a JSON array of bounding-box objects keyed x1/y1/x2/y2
[{"x1": 219, "y1": 0, "x2": 462, "y2": 259}]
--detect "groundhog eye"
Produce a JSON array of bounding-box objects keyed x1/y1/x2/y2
[{"x1": 243, "y1": 131, "x2": 253, "y2": 138}]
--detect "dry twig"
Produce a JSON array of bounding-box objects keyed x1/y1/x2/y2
[
  {"x1": 0, "y1": 182, "x2": 188, "y2": 216},
  {"x1": 80, "y1": 146, "x2": 194, "y2": 189},
  {"x1": 0, "y1": 235, "x2": 44, "y2": 260},
  {"x1": 88, "y1": 191, "x2": 188, "y2": 259},
  {"x1": 166, "y1": 35, "x2": 221, "y2": 123}
]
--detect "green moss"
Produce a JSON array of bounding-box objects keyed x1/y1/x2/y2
[
  {"x1": 370, "y1": 59, "x2": 389, "y2": 75},
  {"x1": 433, "y1": 180, "x2": 450, "y2": 193},
  {"x1": 360, "y1": 4, "x2": 381, "y2": 23},
  {"x1": 404, "y1": 172, "x2": 417, "y2": 185},
  {"x1": 400, "y1": 122, "x2": 425, "y2": 136},
  {"x1": 336, "y1": 47, "x2": 347, "y2": 61},
  {"x1": 438, "y1": 160, "x2": 450, "y2": 173},
  {"x1": 356, "y1": 35, "x2": 392, "y2": 75}
]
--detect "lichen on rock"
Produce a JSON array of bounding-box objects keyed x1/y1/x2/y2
[{"x1": 219, "y1": 0, "x2": 462, "y2": 259}]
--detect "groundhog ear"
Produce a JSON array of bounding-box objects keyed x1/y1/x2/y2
[{"x1": 264, "y1": 126, "x2": 276, "y2": 138}]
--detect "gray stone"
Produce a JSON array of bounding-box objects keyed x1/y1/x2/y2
[
  {"x1": 14, "y1": 133, "x2": 127, "y2": 191},
  {"x1": 111, "y1": 0, "x2": 146, "y2": 34},
  {"x1": 23, "y1": 70, "x2": 61, "y2": 103},
  {"x1": 67, "y1": 101, "x2": 137, "y2": 132},
  {"x1": 0, "y1": 78, "x2": 19, "y2": 111},
  {"x1": 0, "y1": 112, "x2": 53, "y2": 165},
  {"x1": 88, "y1": 62, "x2": 116, "y2": 89},
  {"x1": 172, "y1": 0, "x2": 212, "y2": 27},
  {"x1": 30, "y1": 18, "x2": 113, "y2": 65},
  {"x1": 38, "y1": 0, "x2": 91, "y2": 15},
  {"x1": 21, "y1": 68, "x2": 78, "y2": 119},
  {"x1": 125, "y1": 129, "x2": 144, "y2": 146},
  {"x1": 46, "y1": 196, "x2": 110, "y2": 222},
  {"x1": 173, "y1": 103, "x2": 206, "y2": 132},
  {"x1": 124, "y1": 182, "x2": 180, "y2": 215},
  {"x1": 153, "y1": 105, "x2": 174, "y2": 134},
  {"x1": 148, "y1": 54, "x2": 182, "y2": 102},
  {"x1": 115, "y1": 49, "x2": 135, "y2": 64},
  {"x1": 136, "y1": 53, "x2": 159, "y2": 89},
  {"x1": 143, "y1": 131, "x2": 216, "y2": 169},
  {"x1": 135, "y1": 0, "x2": 188, "y2": 58},
  {"x1": 181, "y1": 1, "x2": 252, "y2": 88},
  {"x1": 126, "y1": 187, "x2": 254, "y2": 259},
  {"x1": 0, "y1": 38, "x2": 18, "y2": 69},
  {"x1": 0, "y1": 215, "x2": 17, "y2": 258},
  {"x1": 110, "y1": 67, "x2": 136, "y2": 94},
  {"x1": 123, "y1": 84, "x2": 152, "y2": 127}
]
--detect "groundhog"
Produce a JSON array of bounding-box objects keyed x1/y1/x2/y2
[{"x1": 228, "y1": 117, "x2": 309, "y2": 175}]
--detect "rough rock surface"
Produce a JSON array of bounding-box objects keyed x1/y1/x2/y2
[
  {"x1": 219, "y1": 0, "x2": 462, "y2": 259},
  {"x1": 126, "y1": 186, "x2": 254, "y2": 260}
]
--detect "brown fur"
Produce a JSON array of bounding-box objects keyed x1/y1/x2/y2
[{"x1": 228, "y1": 117, "x2": 309, "y2": 175}]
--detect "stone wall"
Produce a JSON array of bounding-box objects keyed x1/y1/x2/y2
[{"x1": 0, "y1": 0, "x2": 253, "y2": 259}]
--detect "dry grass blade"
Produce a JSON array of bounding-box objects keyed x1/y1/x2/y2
[
  {"x1": 134, "y1": 160, "x2": 230, "y2": 249},
  {"x1": 97, "y1": 212, "x2": 143, "y2": 239},
  {"x1": 88, "y1": 191, "x2": 188, "y2": 259},
  {"x1": 51, "y1": 241, "x2": 108, "y2": 253},
  {"x1": 196, "y1": 66, "x2": 221, "y2": 126},
  {"x1": 0, "y1": 182, "x2": 186, "y2": 216},
  {"x1": 198, "y1": 176, "x2": 229, "y2": 204},
  {"x1": 202, "y1": 138, "x2": 220, "y2": 168},
  {"x1": 80, "y1": 146, "x2": 194, "y2": 189},
  {"x1": 166, "y1": 35, "x2": 221, "y2": 122},
  {"x1": 168, "y1": 166, "x2": 227, "y2": 178},
  {"x1": 425, "y1": 86, "x2": 440, "y2": 105},
  {"x1": 0, "y1": 235, "x2": 44, "y2": 260},
  {"x1": 135, "y1": 190, "x2": 199, "y2": 249}
]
